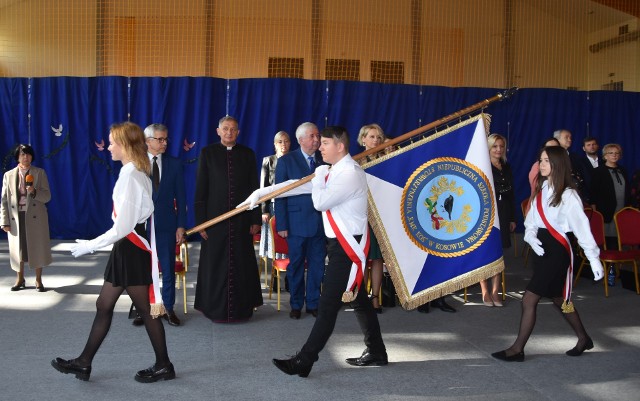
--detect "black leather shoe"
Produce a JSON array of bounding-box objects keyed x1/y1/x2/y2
[
  {"x1": 289, "y1": 309, "x2": 301, "y2": 319},
  {"x1": 566, "y1": 337, "x2": 594, "y2": 356},
  {"x1": 134, "y1": 363, "x2": 176, "y2": 383},
  {"x1": 51, "y1": 357, "x2": 92, "y2": 381},
  {"x1": 306, "y1": 309, "x2": 318, "y2": 317},
  {"x1": 345, "y1": 348, "x2": 388, "y2": 366},
  {"x1": 417, "y1": 303, "x2": 430, "y2": 313},
  {"x1": 272, "y1": 354, "x2": 313, "y2": 378},
  {"x1": 491, "y1": 350, "x2": 525, "y2": 362},
  {"x1": 132, "y1": 313, "x2": 144, "y2": 326},
  {"x1": 164, "y1": 311, "x2": 181, "y2": 327},
  {"x1": 432, "y1": 297, "x2": 456, "y2": 313},
  {"x1": 35, "y1": 282, "x2": 46, "y2": 292},
  {"x1": 10, "y1": 280, "x2": 25, "y2": 291}
]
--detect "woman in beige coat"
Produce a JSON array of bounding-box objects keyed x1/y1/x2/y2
[{"x1": 1, "y1": 144, "x2": 52, "y2": 291}]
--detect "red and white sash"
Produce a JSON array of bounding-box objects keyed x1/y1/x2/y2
[
  {"x1": 535, "y1": 189, "x2": 575, "y2": 313},
  {"x1": 325, "y1": 210, "x2": 370, "y2": 302},
  {"x1": 114, "y1": 206, "x2": 165, "y2": 318}
]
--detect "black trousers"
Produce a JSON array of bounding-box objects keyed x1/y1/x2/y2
[{"x1": 300, "y1": 237, "x2": 386, "y2": 362}]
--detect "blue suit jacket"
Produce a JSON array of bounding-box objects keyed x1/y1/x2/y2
[
  {"x1": 153, "y1": 154, "x2": 187, "y2": 233},
  {"x1": 274, "y1": 148, "x2": 324, "y2": 237}
]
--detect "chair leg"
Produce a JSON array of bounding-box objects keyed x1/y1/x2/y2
[
  {"x1": 604, "y1": 263, "x2": 610, "y2": 297},
  {"x1": 463, "y1": 287, "x2": 467, "y2": 303},
  {"x1": 574, "y1": 260, "x2": 586, "y2": 286},
  {"x1": 276, "y1": 270, "x2": 281, "y2": 311},
  {"x1": 633, "y1": 261, "x2": 640, "y2": 295},
  {"x1": 268, "y1": 267, "x2": 275, "y2": 300},
  {"x1": 182, "y1": 273, "x2": 187, "y2": 314},
  {"x1": 523, "y1": 247, "x2": 530, "y2": 268}
]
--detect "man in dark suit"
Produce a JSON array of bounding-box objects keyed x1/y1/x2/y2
[
  {"x1": 274, "y1": 122, "x2": 327, "y2": 319},
  {"x1": 133, "y1": 123, "x2": 187, "y2": 326},
  {"x1": 554, "y1": 129, "x2": 590, "y2": 203},
  {"x1": 578, "y1": 136, "x2": 602, "y2": 204}
]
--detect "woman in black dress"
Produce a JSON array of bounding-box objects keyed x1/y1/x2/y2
[
  {"x1": 492, "y1": 146, "x2": 604, "y2": 362},
  {"x1": 51, "y1": 122, "x2": 174, "y2": 382},
  {"x1": 480, "y1": 134, "x2": 515, "y2": 307}
]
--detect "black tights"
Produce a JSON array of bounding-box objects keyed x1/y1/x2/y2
[
  {"x1": 505, "y1": 290, "x2": 590, "y2": 356},
  {"x1": 74, "y1": 282, "x2": 169, "y2": 368}
]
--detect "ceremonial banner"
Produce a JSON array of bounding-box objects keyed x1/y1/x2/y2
[{"x1": 363, "y1": 114, "x2": 504, "y2": 309}]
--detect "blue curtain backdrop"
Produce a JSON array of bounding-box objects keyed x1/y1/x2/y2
[{"x1": 0, "y1": 77, "x2": 638, "y2": 239}]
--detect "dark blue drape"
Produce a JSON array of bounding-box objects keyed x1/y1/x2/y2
[{"x1": 1, "y1": 77, "x2": 638, "y2": 239}]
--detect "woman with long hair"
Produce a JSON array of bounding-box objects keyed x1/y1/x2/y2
[
  {"x1": 492, "y1": 146, "x2": 604, "y2": 362},
  {"x1": 51, "y1": 122, "x2": 174, "y2": 382}
]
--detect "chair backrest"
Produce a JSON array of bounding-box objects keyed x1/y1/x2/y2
[
  {"x1": 583, "y1": 208, "x2": 606, "y2": 249},
  {"x1": 269, "y1": 216, "x2": 288, "y2": 255},
  {"x1": 614, "y1": 207, "x2": 640, "y2": 249},
  {"x1": 521, "y1": 198, "x2": 531, "y2": 218}
]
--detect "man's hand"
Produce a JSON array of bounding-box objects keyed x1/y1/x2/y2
[
  {"x1": 278, "y1": 230, "x2": 288, "y2": 239},
  {"x1": 176, "y1": 227, "x2": 185, "y2": 244}
]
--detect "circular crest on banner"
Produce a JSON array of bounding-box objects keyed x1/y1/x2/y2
[{"x1": 401, "y1": 157, "x2": 494, "y2": 257}]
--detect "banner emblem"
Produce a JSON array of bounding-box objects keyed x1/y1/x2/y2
[{"x1": 401, "y1": 158, "x2": 494, "y2": 258}]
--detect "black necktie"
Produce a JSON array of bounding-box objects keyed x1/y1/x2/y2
[
  {"x1": 152, "y1": 156, "x2": 160, "y2": 191},
  {"x1": 308, "y1": 156, "x2": 316, "y2": 171}
]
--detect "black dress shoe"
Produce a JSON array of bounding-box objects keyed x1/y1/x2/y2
[
  {"x1": 345, "y1": 348, "x2": 388, "y2": 366},
  {"x1": 132, "y1": 313, "x2": 144, "y2": 326},
  {"x1": 417, "y1": 303, "x2": 430, "y2": 313},
  {"x1": 164, "y1": 311, "x2": 181, "y2": 326},
  {"x1": 566, "y1": 337, "x2": 594, "y2": 356},
  {"x1": 51, "y1": 357, "x2": 92, "y2": 381},
  {"x1": 306, "y1": 309, "x2": 318, "y2": 317},
  {"x1": 134, "y1": 362, "x2": 176, "y2": 383},
  {"x1": 289, "y1": 309, "x2": 301, "y2": 319},
  {"x1": 272, "y1": 354, "x2": 313, "y2": 378},
  {"x1": 432, "y1": 297, "x2": 456, "y2": 313},
  {"x1": 10, "y1": 280, "x2": 25, "y2": 291},
  {"x1": 491, "y1": 350, "x2": 525, "y2": 362},
  {"x1": 35, "y1": 283, "x2": 46, "y2": 292}
]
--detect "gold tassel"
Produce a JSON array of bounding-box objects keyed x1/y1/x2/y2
[
  {"x1": 341, "y1": 289, "x2": 357, "y2": 303},
  {"x1": 150, "y1": 303, "x2": 167, "y2": 319},
  {"x1": 561, "y1": 300, "x2": 575, "y2": 314}
]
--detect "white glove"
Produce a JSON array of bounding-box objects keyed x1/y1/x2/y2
[
  {"x1": 524, "y1": 231, "x2": 544, "y2": 256},
  {"x1": 70, "y1": 239, "x2": 95, "y2": 258},
  {"x1": 311, "y1": 165, "x2": 330, "y2": 187},
  {"x1": 589, "y1": 258, "x2": 604, "y2": 281},
  {"x1": 236, "y1": 187, "x2": 268, "y2": 210}
]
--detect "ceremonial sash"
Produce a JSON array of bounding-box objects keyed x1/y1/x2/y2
[
  {"x1": 114, "y1": 206, "x2": 165, "y2": 318},
  {"x1": 535, "y1": 190, "x2": 575, "y2": 313}
]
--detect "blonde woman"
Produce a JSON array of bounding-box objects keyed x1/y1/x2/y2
[
  {"x1": 480, "y1": 134, "x2": 515, "y2": 306},
  {"x1": 52, "y1": 122, "x2": 174, "y2": 383},
  {"x1": 357, "y1": 124, "x2": 386, "y2": 313}
]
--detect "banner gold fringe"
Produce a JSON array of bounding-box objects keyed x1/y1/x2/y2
[
  {"x1": 150, "y1": 303, "x2": 167, "y2": 319},
  {"x1": 365, "y1": 114, "x2": 505, "y2": 310}
]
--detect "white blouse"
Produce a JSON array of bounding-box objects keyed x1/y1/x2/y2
[
  {"x1": 524, "y1": 181, "x2": 600, "y2": 265},
  {"x1": 85, "y1": 162, "x2": 154, "y2": 251}
]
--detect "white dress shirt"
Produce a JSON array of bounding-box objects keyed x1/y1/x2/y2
[{"x1": 311, "y1": 154, "x2": 368, "y2": 238}]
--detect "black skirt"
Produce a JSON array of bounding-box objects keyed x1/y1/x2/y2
[
  {"x1": 526, "y1": 228, "x2": 571, "y2": 298},
  {"x1": 104, "y1": 223, "x2": 152, "y2": 287}
]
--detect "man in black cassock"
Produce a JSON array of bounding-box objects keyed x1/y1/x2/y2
[{"x1": 194, "y1": 116, "x2": 263, "y2": 322}]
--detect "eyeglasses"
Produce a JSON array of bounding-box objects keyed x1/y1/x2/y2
[
  {"x1": 606, "y1": 151, "x2": 620, "y2": 155},
  {"x1": 150, "y1": 137, "x2": 169, "y2": 143}
]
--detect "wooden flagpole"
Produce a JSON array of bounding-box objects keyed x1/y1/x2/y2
[{"x1": 185, "y1": 87, "x2": 517, "y2": 236}]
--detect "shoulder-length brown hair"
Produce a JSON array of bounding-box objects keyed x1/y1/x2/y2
[
  {"x1": 533, "y1": 146, "x2": 573, "y2": 207},
  {"x1": 110, "y1": 122, "x2": 151, "y2": 175}
]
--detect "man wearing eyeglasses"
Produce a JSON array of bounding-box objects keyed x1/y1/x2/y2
[{"x1": 131, "y1": 123, "x2": 187, "y2": 327}]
